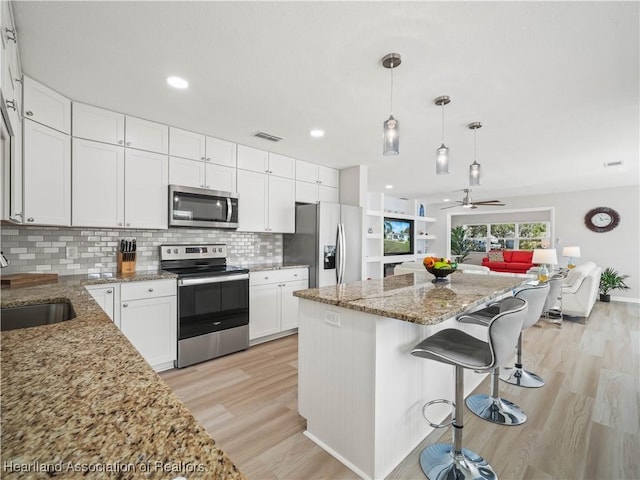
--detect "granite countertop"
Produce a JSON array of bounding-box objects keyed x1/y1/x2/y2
[
  {"x1": 242, "y1": 263, "x2": 309, "y2": 272},
  {"x1": 1, "y1": 275, "x2": 245, "y2": 479},
  {"x1": 293, "y1": 271, "x2": 531, "y2": 326}
]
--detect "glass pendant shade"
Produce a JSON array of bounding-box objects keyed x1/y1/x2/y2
[
  {"x1": 436, "y1": 144, "x2": 449, "y2": 174},
  {"x1": 469, "y1": 161, "x2": 481, "y2": 185},
  {"x1": 383, "y1": 114, "x2": 399, "y2": 156}
]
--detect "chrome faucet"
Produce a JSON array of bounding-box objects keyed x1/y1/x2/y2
[{"x1": 0, "y1": 251, "x2": 9, "y2": 268}]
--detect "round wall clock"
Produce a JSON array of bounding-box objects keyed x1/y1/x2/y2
[{"x1": 584, "y1": 207, "x2": 620, "y2": 233}]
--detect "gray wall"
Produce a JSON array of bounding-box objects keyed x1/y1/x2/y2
[
  {"x1": 0, "y1": 226, "x2": 282, "y2": 276},
  {"x1": 426, "y1": 185, "x2": 640, "y2": 302}
]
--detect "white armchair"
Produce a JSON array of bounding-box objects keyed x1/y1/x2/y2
[{"x1": 562, "y1": 261, "x2": 602, "y2": 318}]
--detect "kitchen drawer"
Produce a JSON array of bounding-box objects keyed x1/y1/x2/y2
[
  {"x1": 121, "y1": 279, "x2": 176, "y2": 301},
  {"x1": 250, "y1": 268, "x2": 308, "y2": 286}
]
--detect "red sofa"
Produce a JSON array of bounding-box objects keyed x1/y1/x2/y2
[{"x1": 482, "y1": 250, "x2": 534, "y2": 274}]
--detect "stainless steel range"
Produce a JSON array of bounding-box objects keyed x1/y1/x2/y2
[{"x1": 161, "y1": 244, "x2": 249, "y2": 368}]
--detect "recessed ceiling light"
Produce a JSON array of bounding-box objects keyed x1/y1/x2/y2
[
  {"x1": 385, "y1": 185, "x2": 393, "y2": 189},
  {"x1": 443, "y1": 198, "x2": 451, "y2": 202},
  {"x1": 310, "y1": 129, "x2": 325, "y2": 138},
  {"x1": 167, "y1": 76, "x2": 189, "y2": 89}
]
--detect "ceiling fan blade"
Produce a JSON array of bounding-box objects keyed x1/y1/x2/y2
[
  {"x1": 474, "y1": 200, "x2": 503, "y2": 204},
  {"x1": 441, "y1": 204, "x2": 461, "y2": 210},
  {"x1": 473, "y1": 202, "x2": 506, "y2": 207}
]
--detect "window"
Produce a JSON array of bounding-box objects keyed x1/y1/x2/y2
[{"x1": 454, "y1": 221, "x2": 549, "y2": 252}]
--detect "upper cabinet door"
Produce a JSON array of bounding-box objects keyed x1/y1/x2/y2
[
  {"x1": 237, "y1": 144, "x2": 268, "y2": 173},
  {"x1": 268, "y1": 175, "x2": 295, "y2": 233},
  {"x1": 295, "y1": 159, "x2": 317, "y2": 183},
  {"x1": 205, "y1": 136, "x2": 236, "y2": 167},
  {"x1": 125, "y1": 116, "x2": 169, "y2": 154},
  {"x1": 317, "y1": 165, "x2": 339, "y2": 188},
  {"x1": 23, "y1": 119, "x2": 71, "y2": 226},
  {"x1": 169, "y1": 127, "x2": 206, "y2": 161},
  {"x1": 205, "y1": 163, "x2": 236, "y2": 193},
  {"x1": 268, "y1": 153, "x2": 295, "y2": 179},
  {"x1": 72, "y1": 102, "x2": 125, "y2": 145},
  {"x1": 124, "y1": 149, "x2": 168, "y2": 229},
  {"x1": 22, "y1": 75, "x2": 71, "y2": 134},
  {"x1": 237, "y1": 169, "x2": 268, "y2": 232},
  {"x1": 169, "y1": 156, "x2": 206, "y2": 189},
  {"x1": 72, "y1": 138, "x2": 125, "y2": 228}
]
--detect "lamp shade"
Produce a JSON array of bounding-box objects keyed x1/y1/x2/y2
[
  {"x1": 532, "y1": 248, "x2": 558, "y2": 265},
  {"x1": 562, "y1": 246, "x2": 581, "y2": 258}
]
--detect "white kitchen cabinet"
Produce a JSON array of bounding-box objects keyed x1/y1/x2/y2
[
  {"x1": 125, "y1": 115, "x2": 169, "y2": 154},
  {"x1": 22, "y1": 119, "x2": 71, "y2": 226},
  {"x1": 169, "y1": 127, "x2": 206, "y2": 161},
  {"x1": 85, "y1": 283, "x2": 119, "y2": 327},
  {"x1": 120, "y1": 279, "x2": 177, "y2": 372},
  {"x1": 124, "y1": 149, "x2": 168, "y2": 229},
  {"x1": 169, "y1": 156, "x2": 205, "y2": 189},
  {"x1": 249, "y1": 268, "x2": 308, "y2": 343},
  {"x1": 237, "y1": 145, "x2": 295, "y2": 179},
  {"x1": 169, "y1": 128, "x2": 237, "y2": 168},
  {"x1": 72, "y1": 139, "x2": 125, "y2": 227},
  {"x1": 295, "y1": 159, "x2": 339, "y2": 203},
  {"x1": 205, "y1": 163, "x2": 236, "y2": 192},
  {"x1": 205, "y1": 136, "x2": 236, "y2": 167},
  {"x1": 22, "y1": 75, "x2": 71, "y2": 134},
  {"x1": 237, "y1": 169, "x2": 294, "y2": 233},
  {"x1": 72, "y1": 102, "x2": 125, "y2": 145},
  {"x1": 169, "y1": 156, "x2": 236, "y2": 193}
]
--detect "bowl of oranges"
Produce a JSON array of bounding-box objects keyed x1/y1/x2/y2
[{"x1": 422, "y1": 256, "x2": 458, "y2": 281}]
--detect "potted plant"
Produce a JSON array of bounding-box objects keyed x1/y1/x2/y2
[
  {"x1": 599, "y1": 267, "x2": 630, "y2": 302},
  {"x1": 450, "y1": 226, "x2": 473, "y2": 263}
]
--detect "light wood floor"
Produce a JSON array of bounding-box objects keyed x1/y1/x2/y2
[{"x1": 160, "y1": 301, "x2": 640, "y2": 480}]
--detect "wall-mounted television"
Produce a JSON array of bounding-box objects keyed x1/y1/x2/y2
[{"x1": 383, "y1": 217, "x2": 414, "y2": 256}]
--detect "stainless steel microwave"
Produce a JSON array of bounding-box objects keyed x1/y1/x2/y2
[{"x1": 169, "y1": 185, "x2": 239, "y2": 229}]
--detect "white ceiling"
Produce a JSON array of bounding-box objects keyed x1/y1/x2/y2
[{"x1": 12, "y1": 1, "x2": 639, "y2": 205}]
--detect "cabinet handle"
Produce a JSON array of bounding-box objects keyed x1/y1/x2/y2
[
  {"x1": 5, "y1": 100, "x2": 16, "y2": 111},
  {"x1": 201, "y1": 184, "x2": 205, "y2": 188},
  {"x1": 25, "y1": 111, "x2": 33, "y2": 116},
  {"x1": 206, "y1": 157, "x2": 211, "y2": 162},
  {"x1": 206, "y1": 185, "x2": 210, "y2": 189},
  {"x1": 265, "y1": 169, "x2": 270, "y2": 173},
  {"x1": 118, "y1": 140, "x2": 124, "y2": 145},
  {"x1": 294, "y1": 274, "x2": 298, "y2": 277},
  {"x1": 27, "y1": 217, "x2": 34, "y2": 222},
  {"x1": 264, "y1": 276, "x2": 269, "y2": 280},
  {"x1": 126, "y1": 142, "x2": 132, "y2": 146},
  {"x1": 148, "y1": 288, "x2": 154, "y2": 292},
  {"x1": 14, "y1": 77, "x2": 22, "y2": 84},
  {"x1": 4, "y1": 28, "x2": 16, "y2": 43},
  {"x1": 106, "y1": 289, "x2": 113, "y2": 294},
  {"x1": 126, "y1": 223, "x2": 130, "y2": 227},
  {"x1": 123, "y1": 303, "x2": 128, "y2": 308},
  {"x1": 118, "y1": 222, "x2": 123, "y2": 226}
]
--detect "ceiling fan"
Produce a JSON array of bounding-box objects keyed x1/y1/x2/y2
[{"x1": 441, "y1": 189, "x2": 506, "y2": 209}]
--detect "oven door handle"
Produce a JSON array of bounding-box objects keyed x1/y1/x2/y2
[{"x1": 178, "y1": 273, "x2": 249, "y2": 286}]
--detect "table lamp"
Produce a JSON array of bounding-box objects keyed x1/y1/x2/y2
[
  {"x1": 532, "y1": 248, "x2": 558, "y2": 282},
  {"x1": 562, "y1": 245, "x2": 581, "y2": 269}
]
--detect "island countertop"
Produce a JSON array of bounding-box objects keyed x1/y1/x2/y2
[
  {"x1": 293, "y1": 271, "x2": 531, "y2": 325},
  {"x1": 1, "y1": 276, "x2": 244, "y2": 479}
]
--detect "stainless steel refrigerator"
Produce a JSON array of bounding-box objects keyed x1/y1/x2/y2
[{"x1": 283, "y1": 203, "x2": 362, "y2": 288}]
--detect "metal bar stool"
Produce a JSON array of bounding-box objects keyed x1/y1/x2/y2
[
  {"x1": 458, "y1": 296, "x2": 531, "y2": 426},
  {"x1": 411, "y1": 297, "x2": 528, "y2": 480},
  {"x1": 500, "y1": 282, "x2": 550, "y2": 387}
]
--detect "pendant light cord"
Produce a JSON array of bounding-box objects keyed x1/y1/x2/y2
[
  {"x1": 441, "y1": 102, "x2": 445, "y2": 143},
  {"x1": 389, "y1": 59, "x2": 394, "y2": 115},
  {"x1": 474, "y1": 127, "x2": 478, "y2": 162}
]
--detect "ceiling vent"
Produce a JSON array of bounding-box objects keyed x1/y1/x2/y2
[
  {"x1": 253, "y1": 131, "x2": 283, "y2": 142},
  {"x1": 603, "y1": 160, "x2": 623, "y2": 168}
]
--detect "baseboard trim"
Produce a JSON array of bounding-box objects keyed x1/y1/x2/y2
[
  {"x1": 303, "y1": 430, "x2": 372, "y2": 480},
  {"x1": 607, "y1": 296, "x2": 640, "y2": 304}
]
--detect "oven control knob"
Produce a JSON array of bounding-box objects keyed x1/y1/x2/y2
[
  {"x1": 166, "y1": 248, "x2": 171, "y2": 254},
  {"x1": 174, "y1": 249, "x2": 179, "y2": 254},
  {"x1": 218, "y1": 248, "x2": 222, "y2": 252}
]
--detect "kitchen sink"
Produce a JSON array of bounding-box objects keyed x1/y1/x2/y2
[{"x1": 1, "y1": 302, "x2": 77, "y2": 331}]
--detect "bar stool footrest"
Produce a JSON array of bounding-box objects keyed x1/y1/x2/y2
[{"x1": 422, "y1": 398, "x2": 455, "y2": 428}]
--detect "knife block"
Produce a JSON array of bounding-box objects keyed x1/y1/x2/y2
[{"x1": 117, "y1": 252, "x2": 136, "y2": 275}]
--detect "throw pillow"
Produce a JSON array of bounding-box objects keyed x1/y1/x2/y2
[{"x1": 487, "y1": 250, "x2": 504, "y2": 262}]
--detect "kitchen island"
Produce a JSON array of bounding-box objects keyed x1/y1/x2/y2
[
  {"x1": 294, "y1": 270, "x2": 530, "y2": 480},
  {"x1": 1, "y1": 273, "x2": 244, "y2": 480}
]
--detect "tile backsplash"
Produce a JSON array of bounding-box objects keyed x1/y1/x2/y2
[{"x1": 0, "y1": 225, "x2": 283, "y2": 275}]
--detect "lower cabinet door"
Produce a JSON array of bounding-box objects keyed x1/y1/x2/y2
[
  {"x1": 249, "y1": 283, "x2": 280, "y2": 340},
  {"x1": 280, "y1": 280, "x2": 308, "y2": 330},
  {"x1": 85, "y1": 284, "x2": 118, "y2": 326},
  {"x1": 120, "y1": 295, "x2": 177, "y2": 371}
]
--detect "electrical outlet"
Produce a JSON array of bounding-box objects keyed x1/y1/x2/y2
[{"x1": 66, "y1": 246, "x2": 78, "y2": 260}]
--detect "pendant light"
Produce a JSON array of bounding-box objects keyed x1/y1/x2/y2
[
  {"x1": 382, "y1": 53, "x2": 401, "y2": 156},
  {"x1": 434, "y1": 95, "x2": 451, "y2": 174},
  {"x1": 468, "y1": 122, "x2": 482, "y2": 186}
]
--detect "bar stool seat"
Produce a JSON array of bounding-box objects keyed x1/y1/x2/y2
[{"x1": 411, "y1": 297, "x2": 527, "y2": 480}]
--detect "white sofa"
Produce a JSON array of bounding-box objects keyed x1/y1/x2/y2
[{"x1": 562, "y1": 261, "x2": 602, "y2": 318}]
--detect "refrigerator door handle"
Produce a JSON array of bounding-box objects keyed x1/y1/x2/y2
[
  {"x1": 339, "y1": 223, "x2": 347, "y2": 284},
  {"x1": 335, "y1": 224, "x2": 341, "y2": 284}
]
